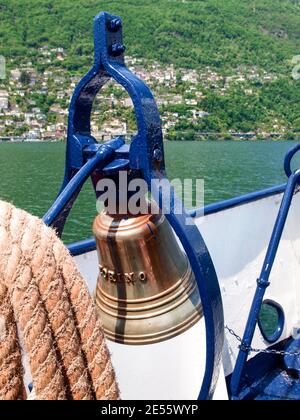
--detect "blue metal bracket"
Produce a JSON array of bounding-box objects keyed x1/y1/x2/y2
[
  {"x1": 43, "y1": 12, "x2": 224, "y2": 400},
  {"x1": 231, "y1": 144, "x2": 300, "y2": 398},
  {"x1": 43, "y1": 137, "x2": 124, "y2": 234}
]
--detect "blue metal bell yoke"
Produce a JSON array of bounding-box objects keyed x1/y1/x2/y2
[{"x1": 43, "y1": 12, "x2": 224, "y2": 400}]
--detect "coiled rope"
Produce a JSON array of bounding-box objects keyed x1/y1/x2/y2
[{"x1": 0, "y1": 201, "x2": 119, "y2": 400}]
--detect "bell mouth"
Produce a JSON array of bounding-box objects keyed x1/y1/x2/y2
[
  {"x1": 96, "y1": 265, "x2": 202, "y2": 345},
  {"x1": 93, "y1": 209, "x2": 202, "y2": 345},
  {"x1": 100, "y1": 309, "x2": 202, "y2": 346}
]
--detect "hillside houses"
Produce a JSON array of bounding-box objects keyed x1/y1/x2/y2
[
  {"x1": 0, "y1": 49, "x2": 288, "y2": 141},
  {"x1": 0, "y1": 56, "x2": 5, "y2": 79},
  {"x1": 192, "y1": 110, "x2": 210, "y2": 119},
  {"x1": 11, "y1": 69, "x2": 21, "y2": 81},
  {"x1": 182, "y1": 70, "x2": 198, "y2": 84},
  {"x1": 101, "y1": 119, "x2": 127, "y2": 136},
  {"x1": 0, "y1": 90, "x2": 8, "y2": 111}
]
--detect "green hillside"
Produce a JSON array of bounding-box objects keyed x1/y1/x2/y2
[
  {"x1": 1, "y1": 0, "x2": 300, "y2": 137},
  {"x1": 1, "y1": 0, "x2": 300, "y2": 71}
]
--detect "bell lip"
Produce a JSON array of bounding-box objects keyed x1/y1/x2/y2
[
  {"x1": 97, "y1": 278, "x2": 196, "y2": 315},
  {"x1": 97, "y1": 280, "x2": 198, "y2": 319},
  {"x1": 100, "y1": 306, "x2": 203, "y2": 346}
]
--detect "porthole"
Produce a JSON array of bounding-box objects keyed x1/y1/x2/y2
[{"x1": 258, "y1": 300, "x2": 285, "y2": 344}]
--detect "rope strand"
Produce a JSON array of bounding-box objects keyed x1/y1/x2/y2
[{"x1": 0, "y1": 201, "x2": 119, "y2": 400}]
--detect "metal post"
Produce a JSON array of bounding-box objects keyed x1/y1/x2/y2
[{"x1": 231, "y1": 169, "x2": 300, "y2": 397}]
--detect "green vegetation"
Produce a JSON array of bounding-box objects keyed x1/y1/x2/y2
[
  {"x1": 1, "y1": 0, "x2": 300, "y2": 138},
  {"x1": 1, "y1": 0, "x2": 300, "y2": 71},
  {"x1": 168, "y1": 77, "x2": 300, "y2": 136}
]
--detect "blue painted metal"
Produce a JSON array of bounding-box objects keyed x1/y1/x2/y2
[
  {"x1": 257, "y1": 299, "x2": 285, "y2": 344},
  {"x1": 43, "y1": 11, "x2": 224, "y2": 400},
  {"x1": 191, "y1": 183, "x2": 287, "y2": 218},
  {"x1": 239, "y1": 366, "x2": 300, "y2": 400},
  {"x1": 68, "y1": 238, "x2": 96, "y2": 256},
  {"x1": 43, "y1": 137, "x2": 124, "y2": 235},
  {"x1": 67, "y1": 238, "x2": 97, "y2": 257},
  {"x1": 226, "y1": 337, "x2": 289, "y2": 400},
  {"x1": 251, "y1": 369, "x2": 300, "y2": 400},
  {"x1": 284, "y1": 337, "x2": 300, "y2": 378},
  {"x1": 231, "y1": 162, "x2": 300, "y2": 398},
  {"x1": 284, "y1": 143, "x2": 300, "y2": 178},
  {"x1": 102, "y1": 158, "x2": 130, "y2": 175}
]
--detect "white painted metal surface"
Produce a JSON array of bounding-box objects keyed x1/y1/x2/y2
[
  {"x1": 74, "y1": 191, "x2": 300, "y2": 399},
  {"x1": 194, "y1": 191, "x2": 300, "y2": 376}
]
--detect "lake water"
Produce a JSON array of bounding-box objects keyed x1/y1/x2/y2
[{"x1": 0, "y1": 140, "x2": 299, "y2": 243}]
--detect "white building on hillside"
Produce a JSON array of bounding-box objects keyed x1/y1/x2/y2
[
  {"x1": 0, "y1": 90, "x2": 9, "y2": 110},
  {"x1": 10, "y1": 69, "x2": 21, "y2": 81}
]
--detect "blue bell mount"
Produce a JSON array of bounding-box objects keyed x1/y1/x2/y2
[{"x1": 43, "y1": 12, "x2": 224, "y2": 400}]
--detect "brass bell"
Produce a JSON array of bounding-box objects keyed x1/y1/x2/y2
[{"x1": 93, "y1": 204, "x2": 202, "y2": 345}]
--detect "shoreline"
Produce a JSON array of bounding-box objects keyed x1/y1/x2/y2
[
  {"x1": 1, "y1": 132, "x2": 300, "y2": 144},
  {"x1": 0, "y1": 138, "x2": 63, "y2": 143}
]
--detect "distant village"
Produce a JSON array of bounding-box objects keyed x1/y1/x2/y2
[{"x1": 0, "y1": 46, "x2": 282, "y2": 142}]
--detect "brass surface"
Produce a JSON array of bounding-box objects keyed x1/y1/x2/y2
[{"x1": 93, "y1": 208, "x2": 202, "y2": 345}]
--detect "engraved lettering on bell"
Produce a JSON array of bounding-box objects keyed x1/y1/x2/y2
[{"x1": 99, "y1": 265, "x2": 147, "y2": 284}]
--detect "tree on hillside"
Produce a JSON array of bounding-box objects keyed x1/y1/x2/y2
[{"x1": 20, "y1": 71, "x2": 30, "y2": 85}]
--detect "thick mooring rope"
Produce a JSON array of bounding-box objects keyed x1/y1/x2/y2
[{"x1": 0, "y1": 201, "x2": 119, "y2": 400}]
